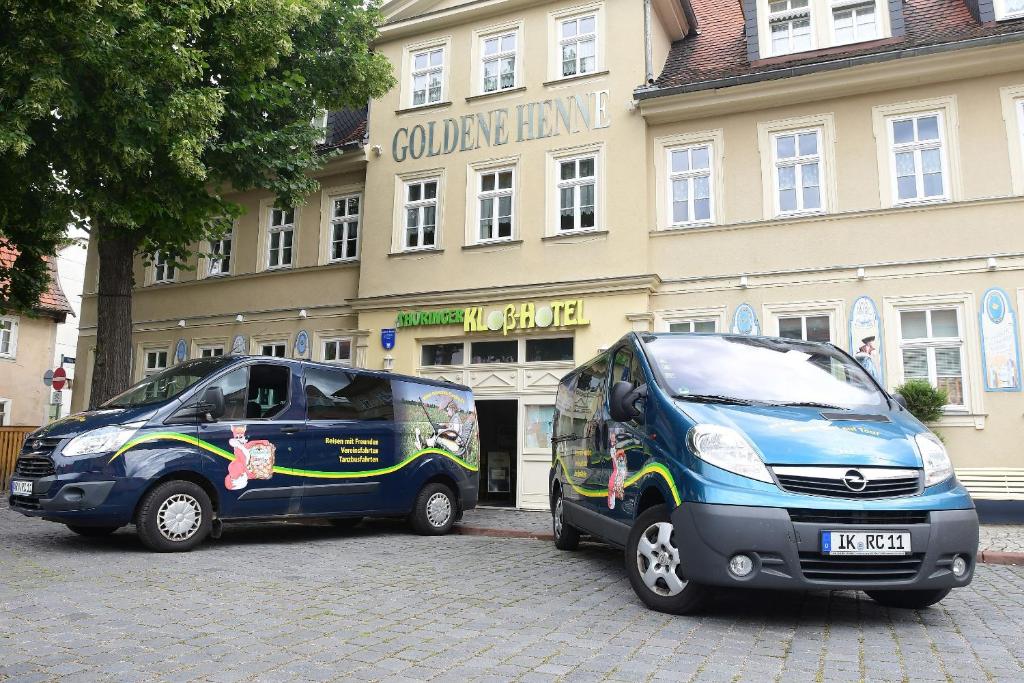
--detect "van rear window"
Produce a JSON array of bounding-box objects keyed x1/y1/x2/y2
[{"x1": 304, "y1": 367, "x2": 394, "y2": 421}]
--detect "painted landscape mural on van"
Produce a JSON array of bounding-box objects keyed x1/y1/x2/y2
[{"x1": 394, "y1": 380, "x2": 480, "y2": 467}]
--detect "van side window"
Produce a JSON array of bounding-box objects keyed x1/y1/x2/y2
[
  {"x1": 574, "y1": 356, "x2": 608, "y2": 432},
  {"x1": 611, "y1": 346, "x2": 645, "y2": 387},
  {"x1": 305, "y1": 367, "x2": 394, "y2": 421},
  {"x1": 248, "y1": 364, "x2": 291, "y2": 419},
  {"x1": 205, "y1": 367, "x2": 248, "y2": 420}
]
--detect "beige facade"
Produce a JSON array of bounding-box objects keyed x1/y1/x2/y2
[
  {"x1": 0, "y1": 314, "x2": 61, "y2": 426},
  {"x1": 74, "y1": 0, "x2": 1024, "y2": 508}
]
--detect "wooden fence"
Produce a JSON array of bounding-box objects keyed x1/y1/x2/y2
[{"x1": 1, "y1": 427, "x2": 36, "y2": 489}]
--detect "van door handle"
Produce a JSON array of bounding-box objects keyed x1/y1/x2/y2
[{"x1": 280, "y1": 426, "x2": 302, "y2": 434}]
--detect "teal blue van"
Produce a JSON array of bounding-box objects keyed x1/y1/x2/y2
[{"x1": 550, "y1": 333, "x2": 978, "y2": 614}]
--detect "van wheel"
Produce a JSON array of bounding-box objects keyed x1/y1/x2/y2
[
  {"x1": 135, "y1": 480, "x2": 212, "y2": 552},
  {"x1": 328, "y1": 517, "x2": 363, "y2": 530},
  {"x1": 66, "y1": 524, "x2": 119, "y2": 537},
  {"x1": 410, "y1": 483, "x2": 456, "y2": 535},
  {"x1": 866, "y1": 588, "x2": 951, "y2": 609},
  {"x1": 552, "y1": 488, "x2": 579, "y2": 551},
  {"x1": 625, "y1": 504, "x2": 708, "y2": 615}
]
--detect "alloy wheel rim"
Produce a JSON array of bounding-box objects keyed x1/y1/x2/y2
[
  {"x1": 554, "y1": 497, "x2": 564, "y2": 538},
  {"x1": 425, "y1": 491, "x2": 452, "y2": 528},
  {"x1": 157, "y1": 493, "x2": 202, "y2": 542},
  {"x1": 636, "y1": 521, "x2": 687, "y2": 596}
]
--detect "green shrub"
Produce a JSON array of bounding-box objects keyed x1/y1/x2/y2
[{"x1": 894, "y1": 379, "x2": 948, "y2": 424}]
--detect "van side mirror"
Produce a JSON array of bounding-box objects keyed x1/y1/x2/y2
[
  {"x1": 198, "y1": 386, "x2": 226, "y2": 421},
  {"x1": 610, "y1": 381, "x2": 646, "y2": 422},
  {"x1": 892, "y1": 393, "x2": 908, "y2": 410}
]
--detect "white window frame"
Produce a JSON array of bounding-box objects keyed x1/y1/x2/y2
[
  {"x1": 768, "y1": 0, "x2": 814, "y2": 56},
  {"x1": 887, "y1": 111, "x2": 949, "y2": 205},
  {"x1": 257, "y1": 340, "x2": 288, "y2": 358},
  {"x1": 143, "y1": 348, "x2": 169, "y2": 377},
  {"x1": 999, "y1": 85, "x2": 1024, "y2": 196},
  {"x1": 666, "y1": 143, "x2": 716, "y2": 227},
  {"x1": 883, "y1": 292, "x2": 984, "y2": 426},
  {"x1": 776, "y1": 313, "x2": 834, "y2": 342},
  {"x1": 557, "y1": 13, "x2": 598, "y2": 78},
  {"x1": 0, "y1": 398, "x2": 10, "y2": 425},
  {"x1": 758, "y1": 0, "x2": 890, "y2": 57},
  {"x1": 553, "y1": 152, "x2": 599, "y2": 234},
  {"x1": 206, "y1": 230, "x2": 233, "y2": 278},
  {"x1": 995, "y1": 0, "x2": 1024, "y2": 20},
  {"x1": 656, "y1": 306, "x2": 728, "y2": 333},
  {"x1": 896, "y1": 307, "x2": 967, "y2": 410},
  {"x1": 480, "y1": 29, "x2": 519, "y2": 94},
  {"x1": 327, "y1": 193, "x2": 361, "y2": 263},
  {"x1": 402, "y1": 177, "x2": 440, "y2": 251},
  {"x1": 264, "y1": 206, "x2": 296, "y2": 270},
  {"x1": 0, "y1": 314, "x2": 19, "y2": 359},
  {"x1": 829, "y1": 0, "x2": 879, "y2": 45},
  {"x1": 312, "y1": 109, "x2": 328, "y2": 145},
  {"x1": 321, "y1": 337, "x2": 354, "y2": 365},
  {"x1": 547, "y1": 3, "x2": 605, "y2": 82},
  {"x1": 764, "y1": 300, "x2": 844, "y2": 344},
  {"x1": 198, "y1": 345, "x2": 226, "y2": 358},
  {"x1": 770, "y1": 127, "x2": 825, "y2": 216},
  {"x1": 408, "y1": 44, "x2": 447, "y2": 108},
  {"x1": 475, "y1": 167, "x2": 516, "y2": 244},
  {"x1": 758, "y1": 115, "x2": 837, "y2": 219},
  {"x1": 655, "y1": 130, "x2": 725, "y2": 230},
  {"x1": 152, "y1": 252, "x2": 176, "y2": 284}
]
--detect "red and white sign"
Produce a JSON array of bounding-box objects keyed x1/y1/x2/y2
[{"x1": 51, "y1": 367, "x2": 67, "y2": 391}]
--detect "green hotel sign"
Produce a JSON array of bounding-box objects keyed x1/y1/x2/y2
[{"x1": 397, "y1": 299, "x2": 590, "y2": 336}]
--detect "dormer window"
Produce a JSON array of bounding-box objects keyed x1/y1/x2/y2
[
  {"x1": 996, "y1": 0, "x2": 1024, "y2": 19},
  {"x1": 769, "y1": 0, "x2": 813, "y2": 56},
  {"x1": 831, "y1": 0, "x2": 877, "y2": 44},
  {"x1": 760, "y1": 0, "x2": 890, "y2": 57}
]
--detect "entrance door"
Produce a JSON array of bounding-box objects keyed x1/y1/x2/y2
[{"x1": 476, "y1": 399, "x2": 517, "y2": 506}]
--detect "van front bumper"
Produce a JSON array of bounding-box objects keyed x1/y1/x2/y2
[
  {"x1": 671, "y1": 503, "x2": 979, "y2": 591},
  {"x1": 9, "y1": 476, "x2": 134, "y2": 526}
]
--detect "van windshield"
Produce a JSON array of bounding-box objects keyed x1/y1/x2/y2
[
  {"x1": 642, "y1": 335, "x2": 886, "y2": 410},
  {"x1": 102, "y1": 357, "x2": 234, "y2": 408}
]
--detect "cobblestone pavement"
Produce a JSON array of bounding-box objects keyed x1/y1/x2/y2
[
  {"x1": 3, "y1": 510, "x2": 1024, "y2": 683},
  {"x1": 462, "y1": 507, "x2": 1024, "y2": 556}
]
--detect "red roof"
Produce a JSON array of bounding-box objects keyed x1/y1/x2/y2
[
  {"x1": 652, "y1": 0, "x2": 1024, "y2": 91},
  {"x1": 0, "y1": 245, "x2": 74, "y2": 319}
]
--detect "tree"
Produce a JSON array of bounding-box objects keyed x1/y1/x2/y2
[
  {"x1": 0, "y1": 0, "x2": 393, "y2": 406},
  {"x1": 894, "y1": 379, "x2": 948, "y2": 425}
]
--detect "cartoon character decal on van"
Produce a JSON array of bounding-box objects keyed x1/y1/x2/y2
[
  {"x1": 395, "y1": 383, "x2": 479, "y2": 467},
  {"x1": 607, "y1": 429, "x2": 628, "y2": 509},
  {"x1": 224, "y1": 425, "x2": 276, "y2": 491}
]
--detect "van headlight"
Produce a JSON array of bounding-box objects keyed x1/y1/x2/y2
[
  {"x1": 915, "y1": 433, "x2": 953, "y2": 487},
  {"x1": 62, "y1": 425, "x2": 140, "y2": 457},
  {"x1": 687, "y1": 425, "x2": 773, "y2": 484}
]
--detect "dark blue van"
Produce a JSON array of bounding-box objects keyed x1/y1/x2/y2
[
  {"x1": 550, "y1": 333, "x2": 979, "y2": 614},
  {"x1": 9, "y1": 356, "x2": 479, "y2": 551}
]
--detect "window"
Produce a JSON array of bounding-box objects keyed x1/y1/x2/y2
[
  {"x1": 557, "y1": 157, "x2": 596, "y2": 232},
  {"x1": 144, "y1": 349, "x2": 168, "y2": 376},
  {"x1": 889, "y1": 113, "x2": 947, "y2": 203},
  {"x1": 470, "y1": 340, "x2": 518, "y2": 364},
  {"x1": 247, "y1": 363, "x2": 291, "y2": 419},
  {"x1": 667, "y1": 144, "x2": 713, "y2": 226},
  {"x1": 305, "y1": 368, "x2": 393, "y2": 421},
  {"x1": 526, "y1": 338, "x2": 574, "y2": 362},
  {"x1": 403, "y1": 179, "x2": 439, "y2": 250},
  {"x1": 996, "y1": 0, "x2": 1024, "y2": 20},
  {"x1": 204, "y1": 366, "x2": 248, "y2": 420},
  {"x1": 422, "y1": 343, "x2": 464, "y2": 366},
  {"x1": 773, "y1": 129, "x2": 822, "y2": 214},
  {"x1": 329, "y1": 195, "x2": 360, "y2": 261},
  {"x1": 559, "y1": 15, "x2": 597, "y2": 77},
  {"x1": 482, "y1": 31, "x2": 517, "y2": 93},
  {"x1": 669, "y1": 320, "x2": 717, "y2": 333},
  {"x1": 898, "y1": 308, "x2": 965, "y2": 408},
  {"x1": 411, "y1": 47, "x2": 444, "y2": 106},
  {"x1": 208, "y1": 235, "x2": 232, "y2": 276},
  {"x1": 260, "y1": 342, "x2": 287, "y2": 358},
  {"x1": 831, "y1": 0, "x2": 876, "y2": 44},
  {"x1": 477, "y1": 169, "x2": 514, "y2": 242},
  {"x1": 0, "y1": 398, "x2": 10, "y2": 425},
  {"x1": 769, "y1": 0, "x2": 813, "y2": 55},
  {"x1": 153, "y1": 252, "x2": 175, "y2": 283},
  {"x1": 199, "y1": 346, "x2": 225, "y2": 358},
  {"x1": 267, "y1": 208, "x2": 295, "y2": 268},
  {"x1": 0, "y1": 315, "x2": 18, "y2": 359},
  {"x1": 312, "y1": 110, "x2": 328, "y2": 144},
  {"x1": 322, "y1": 338, "x2": 353, "y2": 364},
  {"x1": 778, "y1": 314, "x2": 831, "y2": 342}
]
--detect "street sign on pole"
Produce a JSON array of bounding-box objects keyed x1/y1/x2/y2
[{"x1": 51, "y1": 367, "x2": 67, "y2": 392}]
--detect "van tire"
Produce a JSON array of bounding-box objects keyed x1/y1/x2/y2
[
  {"x1": 66, "y1": 524, "x2": 119, "y2": 537},
  {"x1": 135, "y1": 480, "x2": 213, "y2": 552},
  {"x1": 410, "y1": 483, "x2": 456, "y2": 535},
  {"x1": 866, "y1": 588, "x2": 951, "y2": 610},
  {"x1": 328, "y1": 517, "x2": 364, "y2": 530},
  {"x1": 552, "y1": 488, "x2": 580, "y2": 551},
  {"x1": 625, "y1": 504, "x2": 708, "y2": 615}
]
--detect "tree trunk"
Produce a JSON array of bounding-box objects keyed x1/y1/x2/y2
[{"x1": 89, "y1": 226, "x2": 138, "y2": 408}]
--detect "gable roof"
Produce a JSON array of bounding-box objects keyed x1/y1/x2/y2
[
  {"x1": 0, "y1": 245, "x2": 74, "y2": 321},
  {"x1": 642, "y1": 0, "x2": 1024, "y2": 97}
]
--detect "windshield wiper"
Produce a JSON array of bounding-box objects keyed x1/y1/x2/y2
[
  {"x1": 770, "y1": 401, "x2": 846, "y2": 410},
  {"x1": 673, "y1": 394, "x2": 759, "y2": 406}
]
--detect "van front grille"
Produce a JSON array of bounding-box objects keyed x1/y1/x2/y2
[
  {"x1": 773, "y1": 466, "x2": 921, "y2": 499},
  {"x1": 9, "y1": 495, "x2": 42, "y2": 511},
  {"x1": 20, "y1": 436, "x2": 62, "y2": 456},
  {"x1": 788, "y1": 509, "x2": 929, "y2": 525},
  {"x1": 799, "y1": 552, "x2": 924, "y2": 582},
  {"x1": 14, "y1": 455, "x2": 56, "y2": 479}
]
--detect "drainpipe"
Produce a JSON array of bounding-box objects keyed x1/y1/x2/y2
[{"x1": 643, "y1": 0, "x2": 654, "y2": 85}]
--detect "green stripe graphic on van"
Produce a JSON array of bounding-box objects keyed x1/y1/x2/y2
[
  {"x1": 556, "y1": 455, "x2": 681, "y2": 506},
  {"x1": 109, "y1": 431, "x2": 479, "y2": 476}
]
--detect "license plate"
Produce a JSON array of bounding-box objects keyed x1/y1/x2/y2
[
  {"x1": 11, "y1": 480, "x2": 33, "y2": 497},
  {"x1": 821, "y1": 530, "x2": 911, "y2": 556}
]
